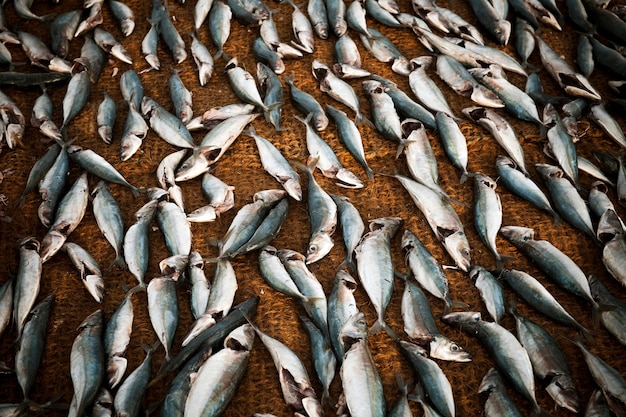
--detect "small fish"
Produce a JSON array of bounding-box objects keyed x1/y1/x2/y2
[
  {"x1": 325, "y1": 105, "x2": 373, "y2": 179},
  {"x1": 473, "y1": 173, "x2": 509, "y2": 267},
  {"x1": 209, "y1": 0, "x2": 232, "y2": 60},
  {"x1": 588, "y1": 103, "x2": 626, "y2": 149},
  {"x1": 154, "y1": 4, "x2": 187, "y2": 63},
  {"x1": 355, "y1": 217, "x2": 403, "y2": 334},
  {"x1": 141, "y1": 96, "x2": 196, "y2": 149},
  {"x1": 157, "y1": 199, "x2": 192, "y2": 257},
  {"x1": 467, "y1": 0, "x2": 511, "y2": 44},
  {"x1": 120, "y1": 105, "x2": 149, "y2": 161},
  {"x1": 74, "y1": 3, "x2": 104, "y2": 38},
  {"x1": 359, "y1": 28, "x2": 410, "y2": 75},
  {"x1": 93, "y1": 28, "x2": 133, "y2": 64},
  {"x1": 478, "y1": 368, "x2": 524, "y2": 417},
  {"x1": 401, "y1": 119, "x2": 447, "y2": 195},
  {"x1": 187, "y1": 171, "x2": 235, "y2": 222},
  {"x1": 436, "y1": 112, "x2": 469, "y2": 183},
  {"x1": 470, "y1": 266, "x2": 505, "y2": 324},
  {"x1": 63, "y1": 242, "x2": 105, "y2": 303},
  {"x1": 37, "y1": 142, "x2": 69, "y2": 227},
  {"x1": 121, "y1": 71, "x2": 145, "y2": 109},
  {"x1": 50, "y1": 11, "x2": 82, "y2": 58},
  {"x1": 147, "y1": 277, "x2": 179, "y2": 361},
  {"x1": 308, "y1": 0, "x2": 329, "y2": 39},
  {"x1": 124, "y1": 199, "x2": 158, "y2": 286},
  {"x1": 68, "y1": 310, "x2": 104, "y2": 417},
  {"x1": 75, "y1": 36, "x2": 107, "y2": 84},
  {"x1": 284, "y1": 73, "x2": 328, "y2": 131},
  {"x1": 194, "y1": 0, "x2": 213, "y2": 30},
  {"x1": 61, "y1": 70, "x2": 91, "y2": 130},
  {"x1": 31, "y1": 88, "x2": 62, "y2": 143},
  {"x1": 588, "y1": 274, "x2": 626, "y2": 346},
  {"x1": 225, "y1": 57, "x2": 269, "y2": 111},
  {"x1": 257, "y1": 62, "x2": 284, "y2": 130},
  {"x1": 326, "y1": 0, "x2": 348, "y2": 36},
  {"x1": 597, "y1": 210, "x2": 626, "y2": 288},
  {"x1": 13, "y1": 238, "x2": 42, "y2": 342},
  {"x1": 331, "y1": 195, "x2": 365, "y2": 270},
  {"x1": 409, "y1": 56, "x2": 456, "y2": 118},
  {"x1": 189, "y1": 31, "x2": 214, "y2": 86},
  {"x1": 113, "y1": 344, "x2": 155, "y2": 417},
  {"x1": 141, "y1": 17, "x2": 160, "y2": 71},
  {"x1": 363, "y1": 79, "x2": 403, "y2": 145},
  {"x1": 96, "y1": 92, "x2": 116, "y2": 145},
  {"x1": 0, "y1": 278, "x2": 12, "y2": 340},
  {"x1": 109, "y1": 0, "x2": 135, "y2": 37},
  {"x1": 169, "y1": 70, "x2": 193, "y2": 123},
  {"x1": 249, "y1": 127, "x2": 301, "y2": 200},
  {"x1": 436, "y1": 55, "x2": 504, "y2": 108}
]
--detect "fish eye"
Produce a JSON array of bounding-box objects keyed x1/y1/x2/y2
[
  {"x1": 451, "y1": 344, "x2": 459, "y2": 351},
  {"x1": 309, "y1": 244, "x2": 317, "y2": 252}
]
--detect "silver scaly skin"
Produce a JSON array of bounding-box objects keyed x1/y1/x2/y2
[
  {"x1": 169, "y1": 71, "x2": 193, "y2": 124},
  {"x1": 470, "y1": 266, "x2": 505, "y2": 324},
  {"x1": 13, "y1": 238, "x2": 42, "y2": 342},
  {"x1": 147, "y1": 277, "x2": 179, "y2": 361},
  {"x1": 327, "y1": 269, "x2": 358, "y2": 362},
  {"x1": 113, "y1": 345, "x2": 155, "y2": 417},
  {"x1": 300, "y1": 316, "x2": 336, "y2": 408},
  {"x1": 141, "y1": 97, "x2": 196, "y2": 149},
  {"x1": 436, "y1": 55, "x2": 504, "y2": 108},
  {"x1": 478, "y1": 368, "x2": 524, "y2": 417},
  {"x1": 62, "y1": 242, "x2": 105, "y2": 303},
  {"x1": 124, "y1": 199, "x2": 159, "y2": 286},
  {"x1": 408, "y1": 56, "x2": 456, "y2": 118},
  {"x1": 96, "y1": 92, "x2": 116, "y2": 145}
]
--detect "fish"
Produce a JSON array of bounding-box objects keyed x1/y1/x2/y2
[
  {"x1": 120, "y1": 105, "x2": 149, "y2": 162},
  {"x1": 169, "y1": 70, "x2": 193, "y2": 124},
  {"x1": 187, "y1": 171, "x2": 235, "y2": 222},
  {"x1": 194, "y1": 0, "x2": 213, "y2": 30},
  {"x1": 355, "y1": 217, "x2": 402, "y2": 334},
  {"x1": 153, "y1": 2, "x2": 187, "y2": 63},
  {"x1": 470, "y1": 266, "x2": 505, "y2": 324},
  {"x1": 258, "y1": 246, "x2": 311, "y2": 303},
  {"x1": 442, "y1": 312, "x2": 548, "y2": 416},
  {"x1": 436, "y1": 112, "x2": 469, "y2": 183},
  {"x1": 120, "y1": 71, "x2": 145, "y2": 108},
  {"x1": 15, "y1": 294, "x2": 54, "y2": 400},
  {"x1": 401, "y1": 118, "x2": 447, "y2": 195},
  {"x1": 325, "y1": 105, "x2": 373, "y2": 179},
  {"x1": 256, "y1": 62, "x2": 284, "y2": 130},
  {"x1": 502, "y1": 268, "x2": 592, "y2": 342},
  {"x1": 478, "y1": 368, "x2": 524, "y2": 417},
  {"x1": 17, "y1": 143, "x2": 61, "y2": 208},
  {"x1": 141, "y1": 18, "x2": 160, "y2": 71},
  {"x1": 399, "y1": 339, "x2": 456, "y2": 417},
  {"x1": 307, "y1": 0, "x2": 328, "y2": 39},
  {"x1": 225, "y1": 58, "x2": 272, "y2": 112},
  {"x1": 535, "y1": 163, "x2": 595, "y2": 239},
  {"x1": 50, "y1": 10, "x2": 82, "y2": 58},
  {"x1": 327, "y1": 269, "x2": 358, "y2": 363},
  {"x1": 436, "y1": 55, "x2": 504, "y2": 108},
  {"x1": 473, "y1": 172, "x2": 509, "y2": 267},
  {"x1": 157, "y1": 199, "x2": 192, "y2": 257},
  {"x1": 40, "y1": 172, "x2": 90, "y2": 263},
  {"x1": 293, "y1": 159, "x2": 337, "y2": 264},
  {"x1": 61, "y1": 70, "x2": 91, "y2": 130},
  {"x1": 467, "y1": 0, "x2": 511, "y2": 44},
  {"x1": 124, "y1": 199, "x2": 159, "y2": 286},
  {"x1": 408, "y1": 56, "x2": 456, "y2": 118},
  {"x1": 183, "y1": 324, "x2": 254, "y2": 417},
  {"x1": 141, "y1": 97, "x2": 196, "y2": 149},
  {"x1": 363, "y1": 79, "x2": 403, "y2": 146},
  {"x1": 588, "y1": 275, "x2": 626, "y2": 346},
  {"x1": 249, "y1": 126, "x2": 301, "y2": 200},
  {"x1": 401, "y1": 277, "x2": 471, "y2": 362},
  {"x1": 297, "y1": 115, "x2": 363, "y2": 189},
  {"x1": 68, "y1": 310, "x2": 104, "y2": 417},
  {"x1": 63, "y1": 242, "x2": 104, "y2": 303},
  {"x1": 74, "y1": 3, "x2": 104, "y2": 38},
  {"x1": 37, "y1": 142, "x2": 69, "y2": 227},
  {"x1": 96, "y1": 92, "x2": 116, "y2": 145},
  {"x1": 359, "y1": 28, "x2": 410, "y2": 75},
  {"x1": 225, "y1": 0, "x2": 270, "y2": 25},
  {"x1": 331, "y1": 195, "x2": 365, "y2": 270},
  {"x1": 189, "y1": 32, "x2": 214, "y2": 86},
  {"x1": 393, "y1": 174, "x2": 471, "y2": 271},
  {"x1": 147, "y1": 277, "x2": 179, "y2": 361},
  {"x1": 0, "y1": 278, "x2": 12, "y2": 340},
  {"x1": 338, "y1": 312, "x2": 386, "y2": 417},
  {"x1": 463, "y1": 106, "x2": 528, "y2": 175},
  {"x1": 209, "y1": 0, "x2": 232, "y2": 60},
  {"x1": 500, "y1": 225, "x2": 599, "y2": 311},
  {"x1": 300, "y1": 316, "x2": 336, "y2": 407},
  {"x1": 93, "y1": 28, "x2": 133, "y2": 64},
  {"x1": 31, "y1": 88, "x2": 62, "y2": 143},
  {"x1": 509, "y1": 301, "x2": 580, "y2": 412},
  {"x1": 597, "y1": 210, "x2": 626, "y2": 288},
  {"x1": 113, "y1": 345, "x2": 155, "y2": 417},
  {"x1": 588, "y1": 103, "x2": 626, "y2": 149},
  {"x1": 157, "y1": 149, "x2": 187, "y2": 210},
  {"x1": 284, "y1": 73, "x2": 328, "y2": 131},
  {"x1": 188, "y1": 252, "x2": 210, "y2": 320},
  {"x1": 287, "y1": 0, "x2": 314, "y2": 53},
  {"x1": 543, "y1": 107, "x2": 579, "y2": 187},
  {"x1": 250, "y1": 322, "x2": 323, "y2": 414},
  {"x1": 109, "y1": 0, "x2": 135, "y2": 37}
]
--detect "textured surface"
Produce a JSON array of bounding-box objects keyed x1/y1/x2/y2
[{"x1": 0, "y1": 0, "x2": 625, "y2": 416}]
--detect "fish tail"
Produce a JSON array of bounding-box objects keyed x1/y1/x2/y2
[
  {"x1": 364, "y1": 166, "x2": 375, "y2": 181},
  {"x1": 127, "y1": 283, "x2": 147, "y2": 297},
  {"x1": 370, "y1": 318, "x2": 398, "y2": 340},
  {"x1": 106, "y1": 254, "x2": 127, "y2": 272},
  {"x1": 578, "y1": 324, "x2": 596, "y2": 347},
  {"x1": 356, "y1": 112, "x2": 375, "y2": 130},
  {"x1": 459, "y1": 170, "x2": 469, "y2": 184},
  {"x1": 446, "y1": 299, "x2": 470, "y2": 314},
  {"x1": 321, "y1": 389, "x2": 333, "y2": 408}
]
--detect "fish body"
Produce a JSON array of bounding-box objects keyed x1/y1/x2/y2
[
  {"x1": 37, "y1": 142, "x2": 68, "y2": 227},
  {"x1": 478, "y1": 368, "x2": 524, "y2": 417},
  {"x1": 110, "y1": 0, "x2": 135, "y2": 36},
  {"x1": 104, "y1": 290, "x2": 136, "y2": 389},
  {"x1": 68, "y1": 145, "x2": 139, "y2": 195},
  {"x1": 113, "y1": 346, "x2": 154, "y2": 417},
  {"x1": 363, "y1": 79, "x2": 403, "y2": 144},
  {"x1": 93, "y1": 28, "x2": 133, "y2": 64},
  {"x1": 328, "y1": 269, "x2": 358, "y2": 360},
  {"x1": 141, "y1": 97, "x2": 196, "y2": 149},
  {"x1": 157, "y1": 200, "x2": 192, "y2": 257},
  {"x1": 312, "y1": 59, "x2": 365, "y2": 124},
  {"x1": 120, "y1": 105, "x2": 149, "y2": 162},
  {"x1": 62, "y1": 71, "x2": 91, "y2": 129},
  {"x1": 355, "y1": 217, "x2": 402, "y2": 333},
  {"x1": 251, "y1": 129, "x2": 301, "y2": 200},
  {"x1": 190, "y1": 32, "x2": 214, "y2": 86},
  {"x1": 169, "y1": 71, "x2": 193, "y2": 124},
  {"x1": 408, "y1": 56, "x2": 455, "y2": 118},
  {"x1": 63, "y1": 242, "x2": 104, "y2": 303},
  {"x1": 473, "y1": 173, "x2": 505, "y2": 266},
  {"x1": 436, "y1": 55, "x2": 503, "y2": 108},
  {"x1": 467, "y1": 0, "x2": 511, "y2": 44},
  {"x1": 470, "y1": 266, "x2": 505, "y2": 324},
  {"x1": 124, "y1": 199, "x2": 158, "y2": 286},
  {"x1": 589, "y1": 275, "x2": 626, "y2": 346},
  {"x1": 69, "y1": 310, "x2": 104, "y2": 417},
  {"x1": 436, "y1": 112, "x2": 468, "y2": 182},
  {"x1": 147, "y1": 277, "x2": 179, "y2": 361},
  {"x1": 97, "y1": 92, "x2": 116, "y2": 145}
]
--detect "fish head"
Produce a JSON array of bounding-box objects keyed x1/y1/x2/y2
[
  {"x1": 175, "y1": 151, "x2": 210, "y2": 182},
  {"x1": 282, "y1": 178, "x2": 303, "y2": 201},
  {"x1": 224, "y1": 57, "x2": 239, "y2": 73},
  {"x1": 224, "y1": 323, "x2": 255, "y2": 352},
  {"x1": 187, "y1": 205, "x2": 217, "y2": 222},
  {"x1": 535, "y1": 163, "x2": 563, "y2": 180},
  {"x1": 140, "y1": 96, "x2": 157, "y2": 116},
  {"x1": 305, "y1": 232, "x2": 333, "y2": 264},
  {"x1": 84, "y1": 274, "x2": 105, "y2": 303},
  {"x1": 597, "y1": 209, "x2": 622, "y2": 243},
  {"x1": 493, "y1": 19, "x2": 511, "y2": 45},
  {"x1": 461, "y1": 106, "x2": 486, "y2": 123},
  {"x1": 339, "y1": 311, "x2": 368, "y2": 344},
  {"x1": 495, "y1": 155, "x2": 516, "y2": 170},
  {"x1": 335, "y1": 169, "x2": 364, "y2": 189},
  {"x1": 391, "y1": 56, "x2": 411, "y2": 76},
  {"x1": 369, "y1": 217, "x2": 403, "y2": 236},
  {"x1": 159, "y1": 254, "x2": 190, "y2": 280},
  {"x1": 429, "y1": 335, "x2": 472, "y2": 362},
  {"x1": 546, "y1": 375, "x2": 580, "y2": 413},
  {"x1": 441, "y1": 230, "x2": 471, "y2": 272},
  {"x1": 499, "y1": 225, "x2": 534, "y2": 244},
  {"x1": 401, "y1": 229, "x2": 417, "y2": 252},
  {"x1": 400, "y1": 118, "x2": 424, "y2": 138},
  {"x1": 253, "y1": 189, "x2": 287, "y2": 205},
  {"x1": 474, "y1": 172, "x2": 496, "y2": 190},
  {"x1": 311, "y1": 112, "x2": 329, "y2": 131},
  {"x1": 120, "y1": 136, "x2": 143, "y2": 161},
  {"x1": 441, "y1": 311, "x2": 481, "y2": 333},
  {"x1": 561, "y1": 73, "x2": 602, "y2": 102},
  {"x1": 40, "y1": 230, "x2": 66, "y2": 263},
  {"x1": 362, "y1": 80, "x2": 384, "y2": 96},
  {"x1": 470, "y1": 87, "x2": 504, "y2": 109},
  {"x1": 409, "y1": 56, "x2": 433, "y2": 71},
  {"x1": 77, "y1": 309, "x2": 104, "y2": 331}
]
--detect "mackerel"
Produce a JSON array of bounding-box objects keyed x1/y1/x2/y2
[
  {"x1": 478, "y1": 368, "x2": 524, "y2": 417},
  {"x1": 300, "y1": 315, "x2": 336, "y2": 407},
  {"x1": 188, "y1": 252, "x2": 210, "y2": 320},
  {"x1": 284, "y1": 73, "x2": 328, "y2": 131},
  {"x1": 169, "y1": 71, "x2": 193, "y2": 124},
  {"x1": 124, "y1": 199, "x2": 158, "y2": 286},
  {"x1": 436, "y1": 55, "x2": 504, "y2": 108},
  {"x1": 157, "y1": 150, "x2": 187, "y2": 210},
  {"x1": 470, "y1": 266, "x2": 505, "y2": 324},
  {"x1": 189, "y1": 31, "x2": 214, "y2": 86},
  {"x1": 141, "y1": 97, "x2": 196, "y2": 149},
  {"x1": 325, "y1": 105, "x2": 372, "y2": 179},
  {"x1": 13, "y1": 238, "x2": 42, "y2": 342},
  {"x1": 120, "y1": 105, "x2": 148, "y2": 162},
  {"x1": 104, "y1": 288, "x2": 140, "y2": 388},
  {"x1": 62, "y1": 242, "x2": 104, "y2": 303},
  {"x1": 588, "y1": 275, "x2": 626, "y2": 346},
  {"x1": 97, "y1": 92, "x2": 116, "y2": 145},
  {"x1": 147, "y1": 277, "x2": 179, "y2": 361},
  {"x1": 331, "y1": 195, "x2": 364, "y2": 270},
  {"x1": 157, "y1": 199, "x2": 192, "y2": 257},
  {"x1": 408, "y1": 56, "x2": 455, "y2": 118},
  {"x1": 436, "y1": 112, "x2": 469, "y2": 183},
  {"x1": 327, "y1": 269, "x2": 358, "y2": 361},
  {"x1": 113, "y1": 345, "x2": 155, "y2": 417}
]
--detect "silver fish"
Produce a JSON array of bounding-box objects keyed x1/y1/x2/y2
[
  {"x1": 393, "y1": 174, "x2": 471, "y2": 271},
  {"x1": 359, "y1": 28, "x2": 410, "y2": 75},
  {"x1": 598, "y1": 210, "x2": 626, "y2": 288},
  {"x1": 182, "y1": 259, "x2": 237, "y2": 346},
  {"x1": 355, "y1": 217, "x2": 402, "y2": 333},
  {"x1": 363, "y1": 79, "x2": 402, "y2": 145},
  {"x1": 189, "y1": 31, "x2": 214, "y2": 86},
  {"x1": 113, "y1": 345, "x2": 155, "y2": 417},
  {"x1": 187, "y1": 171, "x2": 235, "y2": 222},
  {"x1": 154, "y1": 5, "x2": 187, "y2": 63},
  {"x1": 50, "y1": 10, "x2": 82, "y2": 58},
  {"x1": 300, "y1": 315, "x2": 335, "y2": 407},
  {"x1": 295, "y1": 159, "x2": 337, "y2": 264},
  {"x1": 157, "y1": 149, "x2": 187, "y2": 210},
  {"x1": 157, "y1": 199, "x2": 192, "y2": 257},
  {"x1": 142, "y1": 17, "x2": 160, "y2": 71},
  {"x1": 15, "y1": 294, "x2": 54, "y2": 400},
  {"x1": 509, "y1": 302, "x2": 580, "y2": 412},
  {"x1": 327, "y1": 269, "x2": 358, "y2": 363},
  {"x1": 543, "y1": 107, "x2": 579, "y2": 187},
  {"x1": 13, "y1": 238, "x2": 42, "y2": 342},
  {"x1": 75, "y1": 37, "x2": 107, "y2": 84},
  {"x1": 514, "y1": 17, "x2": 535, "y2": 68},
  {"x1": 588, "y1": 274, "x2": 626, "y2": 346},
  {"x1": 467, "y1": 0, "x2": 511, "y2": 44},
  {"x1": 284, "y1": 73, "x2": 328, "y2": 131},
  {"x1": 109, "y1": 0, "x2": 135, "y2": 37},
  {"x1": 297, "y1": 115, "x2": 363, "y2": 189},
  {"x1": 339, "y1": 312, "x2": 385, "y2": 417},
  {"x1": 463, "y1": 106, "x2": 528, "y2": 175},
  {"x1": 401, "y1": 119, "x2": 447, "y2": 196},
  {"x1": 250, "y1": 127, "x2": 301, "y2": 200},
  {"x1": 169, "y1": 71, "x2": 193, "y2": 124},
  {"x1": 196, "y1": 103, "x2": 256, "y2": 130},
  {"x1": 409, "y1": 56, "x2": 456, "y2": 118},
  {"x1": 331, "y1": 195, "x2": 364, "y2": 270},
  {"x1": 183, "y1": 324, "x2": 254, "y2": 417},
  {"x1": 37, "y1": 142, "x2": 68, "y2": 227},
  {"x1": 535, "y1": 34, "x2": 601, "y2": 101},
  {"x1": 589, "y1": 103, "x2": 626, "y2": 149},
  {"x1": 325, "y1": 105, "x2": 372, "y2": 179},
  {"x1": 61, "y1": 70, "x2": 91, "y2": 129},
  {"x1": 68, "y1": 310, "x2": 104, "y2": 417},
  {"x1": 326, "y1": 0, "x2": 347, "y2": 36},
  {"x1": 40, "y1": 172, "x2": 89, "y2": 263},
  {"x1": 536, "y1": 163, "x2": 595, "y2": 239},
  {"x1": 63, "y1": 242, "x2": 104, "y2": 303},
  {"x1": 478, "y1": 368, "x2": 524, "y2": 417},
  {"x1": 447, "y1": 37, "x2": 527, "y2": 76},
  {"x1": 473, "y1": 173, "x2": 507, "y2": 267},
  {"x1": 256, "y1": 62, "x2": 283, "y2": 130},
  {"x1": 436, "y1": 55, "x2": 504, "y2": 108},
  {"x1": 470, "y1": 266, "x2": 505, "y2": 324},
  {"x1": 120, "y1": 105, "x2": 149, "y2": 162},
  {"x1": 68, "y1": 145, "x2": 140, "y2": 196},
  {"x1": 147, "y1": 277, "x2": 179, "y2": 361},
  {"x1": 346, "y1": 0, "x2": 370, "y2": 38},
  {"x1": 258, "y1": 246, "x2": 311, "y2": 302},
  {"x1": 225, "y1": 57, "x2": 268, "y2": 110},
  {"x1": 97, "y1": 92, "x2": 116, "y2": 145},
  {"x1": 93, "y1": 27, "x2": 133, "y2": 64},
  {"x1": 92, "y1": 388, "x2": 113, "y2": 417},
  {"x1": 124, "y1": 199, "x2": 159, "y2": 286},
  {"x1": 74, "y1": 3, "x2": 104, "y2": 38},
  {"x1": 141, "y1": 96, "x2": 196, "y2": 149},
  {"x1": 188, "y1": 251, "x2": 210, "y2": 320},
  {"x1": 104, "y1": 288, "x2": 139, "y2": 389},
  {"x1": 436, "y1": 112, "x2": 469, "y2": 183},
  {"x1": 251, "y1": 323, "x2": 323, "y2": 414},
  {"x1": 401, "y1": 277, "x2": 471, "y2": 362},
  {"x1": 209, "y1": 0, "x2": 232, "y2": 60}
]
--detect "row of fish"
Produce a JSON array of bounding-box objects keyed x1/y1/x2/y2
[{"x1": 0, "y1": 0, "x2": 626, "y2": 415}]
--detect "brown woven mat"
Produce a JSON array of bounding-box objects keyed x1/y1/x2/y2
[{"x1": 0, "y1": 0, "x2": 624, "y2": 415}]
